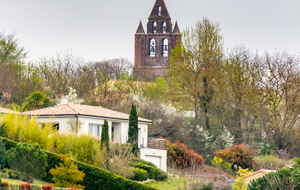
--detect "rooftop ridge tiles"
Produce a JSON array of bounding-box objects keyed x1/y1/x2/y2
[{"x1": 66, "y1": 103, "x2": 80, "y2": 114}]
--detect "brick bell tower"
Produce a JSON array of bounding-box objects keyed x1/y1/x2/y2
[{"x1": 134, "y1": 0, "x2": 181, "y2": 78}]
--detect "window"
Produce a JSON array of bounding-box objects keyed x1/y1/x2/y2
[
  {"x1": 158, "y1": 6, "x2": 162, "y2": 16},
  {"x1": 40, "y1": 122, "x2": 59, "y2": 132},
  {"x1": 162, "y1": 22, "x2": 167, "y2": 33},
  {"x1": 89, "y1": 124, "x2": 100, "y2": 138},
  {"x1": 152, "y1": 22, "x2": 157, "y2": 33},
  {"x1": 150, "y1": 39, "x2": 156, "y2": 57},
  {"x1": 162, "y1": 39, "x2": 168, "y2": 57}
]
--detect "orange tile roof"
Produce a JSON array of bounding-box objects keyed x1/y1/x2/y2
[
  {"x1": 24, "y1": 103, "x2": 152, "y2": 123},
  {"x1": 0, "y1": 108, "x2": 20, "y2": 114}
]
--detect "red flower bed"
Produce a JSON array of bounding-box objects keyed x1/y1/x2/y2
[
  {"x1": 42, "y1": 185, "x2": 53, "y2": 190},
  {"x1": 20, "y1": 183, "x2": 32, "y2": 190},
  {"x1": 1, "y1": 182, "x2": 9, "y2": 190}
]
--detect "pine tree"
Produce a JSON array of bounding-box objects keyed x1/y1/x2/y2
[
  {"x1": 128, "y1": 104, "x2": 138, "y2": 156},
  {"x1": 101, "y1": 120, "x2": 110, "y2": 152},
  {"x1": 7, "y1": 143, "x2": 48, "y2": 183}
]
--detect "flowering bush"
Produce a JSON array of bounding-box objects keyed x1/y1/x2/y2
[
  {"x1": 42, "y1": 185, "x2": 53, "y2": 190},
  {"x1": 214, "y1": 143, "x2": 256, "y2": 169},
  {"x1": 20, "y1": 183, "x2": 32, "y2": 190},
  {"x1": 1, "y1": 181, "x2": 9, "y2": 190},
  {"x1": 211, "y1": 156, "x2": 232, "y2": 171},
  {"x1": 166, "y1": 140, "x2": 204, "y2": 168},
  {"x1": 232, "y1": 167, "x2": 253, "y2": 190}
]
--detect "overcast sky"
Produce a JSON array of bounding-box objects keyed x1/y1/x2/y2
[{"x1": 1, "y1": 0, "x2": 299, "y2": 63}]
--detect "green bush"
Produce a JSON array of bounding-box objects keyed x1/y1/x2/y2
[
  {"x1": 0, "y1": 171, "x2": 10, "y2": 178},
  {"x1": 0, "y1": 139, "x2": 6, "y2": 169},
  {"x1": 7, "y1": 143, "x2": 48, "y2": 182},
  {"x1": 253, "y1": 154, "x2": 286, "y2": 170},
  {"x1": 132, "y1": 168, "x2": 149, "y2": 181},
  {"x1": 211, "y1": 156, "x2": 232, "y2": 171},
  {"x1": 129, "y1": 161, "x2": 167, "y2": 181},
  {"x1": 0, "y1": 114, "x2": 56, "y2": 151},
  {"x1": 49, "y1": 154, "x2": 85, "y2": 189},
  {"x1": 131, "y1": 158, "x2": 156, "y2": 167},
  {"x1": 1, "y1": 168, "x2": 19, "y2": 179},
  {"x1": 54, "y1": 134, "x2": 99, "y2": 165},
  {"x1": 0, "y1": 137, "x2": 155, "y2": 190},
  {"x1": 248, "y1": 158, "x2": 300, "y2": 190}
]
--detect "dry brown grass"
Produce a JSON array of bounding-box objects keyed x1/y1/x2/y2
[{"x1": 164, "y1": 165, "x2": 236, "y2": 189}]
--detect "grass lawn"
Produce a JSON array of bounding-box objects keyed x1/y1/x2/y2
[
  {"x1": 145, "y1": 177, "x2": 181, "y2": 190},
  {"x1": 146, "y1": 165, "x2": 236, "y2": 190},
  {"x1": 145, "y1": 176, "x2": 213, "y2": 190}
]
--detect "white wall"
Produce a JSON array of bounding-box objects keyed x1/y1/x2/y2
[
  {"x1": 35, "y1": 117, "x2": 70, "y2": 133},
  {"x1": 139, "y1": 123, "x2": 148, "y2": 147},
  {"x1": 35, "y1": 116, "x2": 150, "y2": 145},
  {"x1": 77, "y1": 116, "x2": 104, "y2": 139},
  {"x1": 120, "y1": 122, "x2": 129, "y2": 144},
  {"x1": 112, "y1": 122, "x2": 122, "y2": 144},
  {"x1": 140, "y1": 148, "x2": 167, "y2": 172}
]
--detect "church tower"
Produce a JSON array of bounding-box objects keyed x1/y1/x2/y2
[{"x1": 134, "y1": 0, "x2": 181, "y2": 78}]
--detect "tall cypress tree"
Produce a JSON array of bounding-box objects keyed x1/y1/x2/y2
[
  {"x1": 101, "y1": 120, "x2": 110, "y2": 153},
  {"x1": 128, "y1": 104, "x2": 138, "y2": 156}
]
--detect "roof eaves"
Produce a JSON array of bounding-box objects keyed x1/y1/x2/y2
[{"x1": 32, "y1": 113, "x2": 152, "y2": 124}]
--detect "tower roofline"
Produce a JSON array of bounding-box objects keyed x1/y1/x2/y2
[
  {"x1": 173, "y1": 21, "x2": 180, "y2": 34},
  {"x1": 135, "y1": 21, "x2": 145, "y2": 34},
  {"x1": 148, "y1": 0, "x2": 171, "y2": 19}
]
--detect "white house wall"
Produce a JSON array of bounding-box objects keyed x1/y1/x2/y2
[
  {"x1": 120, "y1": 122, "x2": 129, "y2": 144},
  {"x1": 140, "y1": 148, "x2": 167, "y2": 172},
  {"x1": 35, "y1": 117, "x2": 70, "y2": 134},
  {"x1": 35, "y1": 115, "x2": 150, "y2": 146},
  {"x1": 77, "y1": 116, "x2": 104, "y2": 138},
  {"x1": 139, "y1": 123, "x2": 148, "y2": 147},
  {"x1": 112, "y1": 122, "x2": 122, "y2": 144}
]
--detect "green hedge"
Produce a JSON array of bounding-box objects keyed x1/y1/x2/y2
[
  {"x1": 131, "y1": 158, "x2": 156, "y2": 167},
  {"x1": 131, "y1": 168, "x2": 149, "y2": 181},
  {"x1": 129, "y1": 160, "x2": 167, "y2": 181},
  {"x1": 0, "y1": 137, "x2": 156, "y2": 190},
  {"x1": 248, "y1": 158, "x2": 300, "y2": 190}
]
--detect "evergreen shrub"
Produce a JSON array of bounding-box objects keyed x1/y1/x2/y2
[
  {"x1": 1, "y1": 169, "x2": 19, "y2": 179},
  {"x1": 7, "y1": 143, "x2": 48, "y2": 182},
  {"x1": 131, "y1": 158, "x2": 156, "y2": 167},
  {"x1": 49, "y1": 154, "x2": 85, "y2": 189},
  {"x1": 131, "y1": 168, "x2": 149, "y2": 181},
  {"x1": 129, "y1": 161, "x2": 167, "y2": 181},
  {"x1": 0, "y1": 139, "x2": 6, "y2": 169},
  {"x1": 248, "y1": 158, "x2": 300, "y2": 190},
  {"x1": 0, "y1": 137, "x2": 155, "y2": 190}
]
